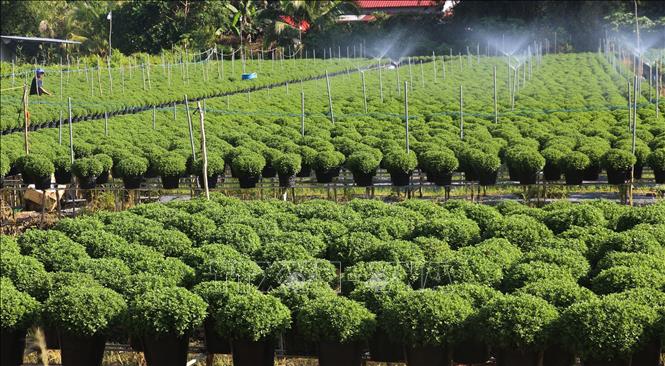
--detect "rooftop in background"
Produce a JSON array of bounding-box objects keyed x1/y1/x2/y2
[
  {"x1": 1, "y1": 35, "x2": 81, "y2": 45},
  {"x1": 339, "y1": 0, "x2": 457, "y2": 22}
]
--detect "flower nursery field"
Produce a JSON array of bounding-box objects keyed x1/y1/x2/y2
[
  {"x1": 1, "y1": 53, "x2": 664, "y2": 193},
  {"x1": 2, "y1": 196, "x2": 665, "y2": 366}
]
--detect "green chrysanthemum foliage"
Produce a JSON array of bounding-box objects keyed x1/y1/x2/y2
[
  {"x1": 349, "y1": 281, "x2": 410, "y2": 332},
  {"x1": 597, "y1": 228, "x2": 662, "y2": 259},
  {"x1": 192, "y1": 280, "x2": 257, "y2": 314},
  {"x1": 209, "y1": 223, "x2": 261, "y2": 255},
  {"x1": 615, "y1": 203, "x2": 665, "y2": 231},
  {"x1": 0, "y1": 154, "x2": 10, "y2": 176},
  {"x1": 327, "y1": 232, "x2": 382, "y2": 268},
  {"x1": 647, "y1": 148, "x2": 665, "y2": 171},
  {"x1": 468, "y1": 150, "x2": 502, "y2": 176},
  {"x1": 252, "y1": 241, "x2": 312, "y2": 263},
  {"x1": 347, "y1": 150, "x2": 381, "y2": 175},
  {"x1": 503, "y1": 261, "x2": 577, "y2": 291},
  {"x1": 28, "y1": 235, "x2": 90, "y2": 272},
  {"x1": 425, "y1": 246, "x2": 505, "y2": 288},
  {"x1": 560, "y1": 151, "x2": 590, "y2": 172},
  {"x1": 312, "y1": 150, "x2": 345, "y2": 171},
  {"x1": 341, "y1": 261, "x2": 408, "y2": 294},
  {"x1": 266, "y1": 231, "x2": 326, "y2": 257},
  {"x1": 542, "y1": 205, "x2": 607, "y2": 234},
  {"x1": 383, "y1": 150, "x2": 418, "y2": 175},
  {"x1": 485, "y1": 214, "x2": 554, "y2": 252},
  {"x1": 269, "y1": 281, "x2": 337, "y2": 314},
  {"x1": 0, "y1": 253, "x2": 49, "y2": 301},
  {"x1": 75, "y1": 258, "x2": 132, "y2": 293},
  {"x1": 436, "y1": 283, "x2": 501, "y2": 310},
  {"x1": 505, "y1": 147, "x2": 545, "y2": 176},
  {"x1": 74, "y1": 229, "x2": 129, "y2": 258},
  {"x1": 45, "y1": 284, "x2": 126, "y2": 337},
  {"x1": 515, "y1": 278, "x2": 596, "y2": 309},
  {"x1": 22, "y1": 154, "x2": 54, "y2": 177},
  {"x1": 52, "y1": 155, "x2": 72, "y2": 174},
  {"x1": 94, "y1": 153, "x2": 113, "y2": 172},
  {"x1": 127, "y1": 286, "x2": 207, "y2": 336},
  {"x1": 590, "y1": 265, "x2": 665, "y2": 295},
  {"x1": 52, "y1": 216, "x2": 104, "y2": 241},
  {"x1": 594, "y1": 251, "x2": 665, "y2": 275},
  {"x1": 518, "y1": 247, "x2": 590, "y2": 279},
  {"x1": 445, "y1": 201, "x2": 503, "y2": 233},
  {"x1": 192, "y1": 155, "x2": 226, "y2": 176},
  {"x1": 115, "y1": 156, "x2": 148, "y2": 177},
  {"x1": 477, "y1": 293, "x2": 559, "y2": 350},
  {"x1": 263, "y1": 258, "x2": 337, "y2": 288},
  {"x1": 412, "y1": 217, "x2": 481, "y2": 249},
  {"x1": 120, "y1": 273, "x2": 179, "y2": 300},
  {"x1": 602, "y1": 149, "x2": 636, "y2": 171},
  {"x1": 0, "y1": 235, "x2": 21, "y2": 255},
  {"x1": 420, "y1": 149, "x2": 459, "y2": 175},
  {"x1": 133, "y1": 227, "x2": 193, "y2": 257},
  {"x1": 231, "y1": 152, "x2": 266, "y2": 176},
  {"x1": 298, "y1": 295, "x2": 376, "y2": 343},
  {"x1": 385, "y1": 289, "x2": 472, "y2": 347},
  {"x1": 213, "y1": 288, "x2": 291, "y2": 342},
  {"x1": 72, "y1": 157, "x2": 103, "y2": 178},
  {"x1": 561, "y1": 297, "x2": 656, "y2": 361},
  {"x1": 155, "y1": 152, "x2": 187, "y2": 177},
  {"x1": 0, "y1": 278, "x2": 41, "y2": 330},
  {"x1": 273, "y1": 153, "x2": 302, "y2": 176}
]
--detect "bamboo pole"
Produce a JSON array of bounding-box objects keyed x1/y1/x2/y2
[
  {"x1": 22, "y1": 84, "x2": 29, "y2": 155},
  {"x1": 185, "y1": 95, "x2": 196, "y2": 160},
  {"x1": 404, "y1": 81, "x2": 409, "y2": 153},
  {"x1": 494, "y1": 66, "x2": 498, "y2": 123},
  {"x1": 361, "y1": 71, "x2": 368, "y2": 114},
  {"x1": 68, "y1": 97, "x2": 74, "y2": 164},
  {"x1": 197, "y1": 101, "x2": 209, "y2": 200},
  {"x1": 301, "y1": 90, "x2": 305, "y2": 137},
  {"x1": 325, "y1": 71, "x2": 335, "y2": 124},
  {"x1": 459, "y1": 85, "x2": 464, "y2": 140}
]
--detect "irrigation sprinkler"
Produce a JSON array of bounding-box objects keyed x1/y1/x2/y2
[
  {"x1": 459, "y1": 85, "x2": 464, "y2": 140},
  {"x1": 404, "y1": 81, "x2": 409, "y2": 153},
  {"x1": 184, "y1": 95, "x2": 196, "y2": 160},
  {"x1": 68, "y1": 97, "x2": 74, "y2": 164},
  {"x1": 361, "y1": 71, "x2": 368, "y2": 113},
  {"x1": 494, "y1": 66, "x2": 498, "y2": 123},
  {"x1": 300, "y1": 90, "x2": 306, "y2": 137},
  {"x1": 325, "y1": 70, "x2": 335, "y2": 124}
]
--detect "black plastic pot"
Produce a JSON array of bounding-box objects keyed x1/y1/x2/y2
[
  {"x1": 282, "y1": 329, "x2": 317, "y2": 357},
  {"x1": 583, "y1": 165, "x2": 601, "y2": 181},
  {"x1": 368, "y1": 330, "x2": 404, "y2": 362},
  {"x1": 427, "y1": 172, "x2": 453, "y2": 186},
  {"x1": 452, "y1": 338, "x2": 489, "y2": 364},
  {"x1": 203, "y1": 318, "x2": 231, "y2": 354},
  {"x1": 34, "y1": 175, "x2": 51, "y2": 190},
  {"x1": 1, "y1": 328, "x2": 26, "y2": 366},
  {"x1": 161, "y1": 175, "x2": 180, "y2": 189},
  {"x1": 59, "y1": 332, "x2": 107, "y2": 366},
  {"x1": 231, "y1": 339, "x2": 274, "y2": 366},
  {"x1": 543, "y1": 164, "x2": 562, "y2": 181},
  {"x1": 318, "y1": 341, "x2": 363, "y2": 366},
  {"x1": 634, "y1": 165, "x2": 643, "y2": 180},
  {"x1": 543, "y1": 345, "x2": 575, "y2": 366},
  {"x1": 315, "y1": 168, "x2": 340, "y2": 183},
  {"x1": 352, "y1": 172, "x2": 374, "y2": 187},
  {"x1": 564, "y1": 170, "x2": 585, "y2": 185},
  {"x1": 142, "y1": 332, "x2": 190, "y2": 366},
  {"x1": 22, "y1": 173, "x2": 35, "y2": 185},
  {"x1": 97, "y1": 171, "x2": 110, "y2": 184},
  {"x1": 55, "y1": 170, "x2": 72, "y2": 184},
  {"x1": 630, "y1": 339, "x2": 661, "y2": 366},
  {"x1": 478, "y1": 171, "x2": 499, "y2": 186},
  {"x1": 43, "y1": 326, "x2": 60, "y2": 349},
  {"x1": 122, "y1": 175, "x2": 143, "y2": 189},
  {"x1": 238, "y1": 174, "x2": 260, "y2": 188},
  {"x1": 655, "y1": 169, "x2": 665, "y2": 183},
  {"x1": 464, "y1": 169, "x2": 478, "y2": 182},
  {"x1": 389, "y1": 171, "x2": 411, "y2": 186},
  {"x1": 606, "y1": 168, "x2": 631, "y2": 185},
  {"x1": 262, "y1": 165, "x2": 276, "y2": 178},
  {"x1": 517, "y1": 172, "x2": 538, "y2": 185},
  {"x1": 198, "y1": 175, "x2": 219, "y2": 189},
  {"x1": 78, "y1": 176, "x2": 97, "y2": 189},
  {"x1": 278, "y1": 174, "x2": 297, "y2": 188},
  {"x1": 582, "y1": 357, "x2": 630, "y2": 366},
  {"x1": 495, "y1": 348, "x2": 541, "y2": 366},
  {"x1": 405, "y1": 345, "x2": 449, "y2": 366},
  {"x1": 297, "y1": 165, "x2": 312, "y2": 178},
  {"x1": 507, "y1": 167, "x2": 519, "y2": 181}
]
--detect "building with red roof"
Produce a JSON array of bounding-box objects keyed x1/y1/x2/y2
[{"x1": 338, "y1": 0, "x2": 457, "y2": 22}]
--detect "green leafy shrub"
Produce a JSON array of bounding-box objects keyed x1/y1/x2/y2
[
  {"x1": 647, "y1": 149, "x2": 665, "y2": 171},
  {"x1": 342, "y1": 261, "x2": 408, "y2": 294},
  {"x1": 253, "y1": 242, "x2": 312, "y2": 263},
  {"x1": 542, "y1": 205, "x2": 607, "y2": 234},
  {"x1": 0, "y1": 278, "x2": 41, "y2": 330},
  {"x1": 183, "y1": 244, "x2": 263, "y2": 283},
  {"x1": 270, "y1": 281, "x2": 337, "y2": 314},
  {"x1": 127, "y1": 286, "x2": 207, "y2": 336},
  {"x1": 515, "y1": 278, "x2": 596, "y2": 309},
  {"x1": 425, "y1": 248, "x2": 504, "y2": 288},
  {"x1": 328, "y1": 232, "x2": 382, "y2": 268},
  {"x1": 75, "y1": 258, "x2": 132, "y2": 292},
  {"x1": 0, "y1": 252, "x2": 50, "y2": 300},
  {"x1": 115, "y1": 156, "x2": 148, "y2": 177},
  {"x1": 360, "y1": 240, "x2": 425, "y2": 283},
  {"x1": 503, "y1": 261, "x2": 576, "y2": 290},
  {"x1": 155, "y1": 152, "x2": 187, "y2": 177},
  {"x1": 74, "y1": 229, "x2": 129, "y2": 258},
  {"x1": 231, "y1": 152, "x2": 266, "y2": 176},
  {"x1": 214, "y1": 288, "x2": 291, "y2": 341},
  {"x1": 209, "y1": 223, "x2": 261, "y2": 255},
  {"x1": 0, "y1": 235, "x2": 20, "y2": 255},
  {"x1": 385, "y1": 289, "x2": 472, "y2": 346},
  {"x1": 264, "y1": 259, "x2": 337, "y2": 288},
  {"x1": 412, "y1": 217, "x2": 481, "y2": 249},
  {"x1": 273, "y1": 153, "x2": 302, "y2": 176},
  {"x1": 52, "y1": 155, "x2": 72, "y2": 175},
  {"x1": 561, "y1": 151, "x2": 590, "y2": 173},
  {"x1": 615, "y1": 204, "x2": 665, "y2": 231},
  {"x1": 312, "y1": 150, "x2": 345, "y2": 171},
  {"x1": 420, "y1": 149, "x2": 459, "y2": 175},
  {"x1": 267, "y1": 231, "x2": 326, "y2": 257},
  {"x1": 347, "y1": 151, "x2": 381, "y2": 175},
  {"x1": 22, "y1": 154, "x2": 54, "y2": 177},
  {"x1": 134, "y1": 227, "x2": 192, "y2": 257},
  {"x1": 298, "y1": 295, "x2": 376, "y2": 343},
  {"x1": 602, "y1": 149, "x2": 636, "y2": 171},
  {"x1": 485, "y1": 214, "x2": 553, "y2": 251},
  {"x1": 29, "y1": 236, "x2": 89, "y2": 272},
  {"x1": 72, "y1": 157, "x2": 103, "y2": 178},
  {"x1": 45, "y1": 284, "x2": 126, "y2": 336},
  {"x1": 518, "y1": 247, "x2": 590, "y2": 279},
  {"x1": 383, "y1": 150, "x2": 418, "y2": 174},
  {"x1": 0, "y1": 154, "x2": 9, "y2": 176},
  {"x1": 468, "y1": 150, "x2": 501, "y2": 176},
  {"x1": 53, "y1": 216, "x2": 104, "y2": 241},
  {"x1": 561, "y1": 297, "x2": 655, "y2": 361},
  {"x1": 95, "y1": 153, "x2": 113, "y2": 172},
  {"x1": 477, "y1": 293, "x2": 559, "y2": 350},
  {"x1": 192, "y1": 155, "x2": 226, "y2": 176},
  {"x1": 590, "y1": 265, "x2": 665, "y2": 294},
  {"x1": 505, "y1": 147, "x2": 545, "y2": 177}
]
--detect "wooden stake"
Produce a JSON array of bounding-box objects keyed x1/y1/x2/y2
[
  {"x1": 404, "y1": 81, "x2": 409, "y2": 152},
  {"x1": 68, "y1": 97, "x2": 74, "y2": 164},
  {"x1": 379, "y1": 63, "x2": 384, "y2": 103},
  {"x1": 325, "y1": 70, "x2": 335, "y2": 124},
  {"x1": 184, "y1": 95, "x2": 197, "y2": 160},
  {"x1": 301, "y1": 90, "x2": 305, "y2": 137},
  {"x1": 104, "y1": 111, "x2": 109, "y2": 136},
  {"x1": 361, "y1": 71, "x2": 368, "y2": 113},
  {"x1": 152, "y1": 106, "x2": 156, "y2": 129},
  {"x1": 59, "y1": 110, "x2": 63, "y2": 145},
  {"x1": 197, "y1": 101, "x2": 209, "y2": 199},
  {"x1": 22, "y1": 84, "x2": 29, "y2": 155},
  {"x1": 459, "y1": 84, "x2": 464, "y2": 140}
]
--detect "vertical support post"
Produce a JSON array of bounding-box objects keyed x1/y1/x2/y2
[
  {"x1": 404, "y1": 81, "x2": 409, "y2": 153},
  {"x1": 408, "y1": 58, "x2": 414, "y2": 91},
  {"x1": 185, "y1": 95, "x2": 196, "y2": 160},
  {"x1": 420, "y1": 61, "x2": 425, "y2": 88},
  {"x1": 197, "y1": 101, "x2": 209, "y2": 200},
  {"x1": 60, "y1": 66, "x2": 63, "y2": 101},
  {"x1": 494, "y1": 66, "x2": 498, "y2": 123},
  {"x1": 174, "y1": 102, "x2": 177, "y2": 121},
  {"x1": 325, "y1": 70, "x2": 335, "y2": 124},
  {"x1": 378, "y1": 63, "x2": 384, "y2": 103},
  {"x1": 22, "y1": 84, "x2": 30, "y2": 155},
  {"x1": 656, "y1": 60, "x2": 660, "y2": 119},
  {"x1": 301, "y1": 90, "x2": 305, "y2": 137},
  {"x1": 361, "y1": 71, "x2": 368, "y2": 114},
  {"x1": 59, "y1": 110, "x2": 63, "y2": 145},
  {"x1": 68, "y1": 97, "x2": 74, "y2": 164},
  {"x1": 432, "y1": 51, "x2": 437, "y2": 82},
  {"x1": 104, "y1": 111, "x2": 109, "y2": 136},
  {"x1": 442, "y1": 56, "x2": 445, "y2": 79},
  {"x1": 107, "y1": 62, "x2": 113, "y2": 95},
  {"x1": 459, "y1": 85, "x2": 464, "y2": 140},
  {"x1": 152, "y1": 106, "x2": 156, "y2": 129}
]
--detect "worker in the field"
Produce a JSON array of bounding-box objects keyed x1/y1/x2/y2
[{"x1": 29, "y1": 68, "x2": 51, "y2": 96}]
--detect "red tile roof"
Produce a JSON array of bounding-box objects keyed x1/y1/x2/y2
[{"x1": 355, "y1": 0, "x2": 440, "y2": 9}]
